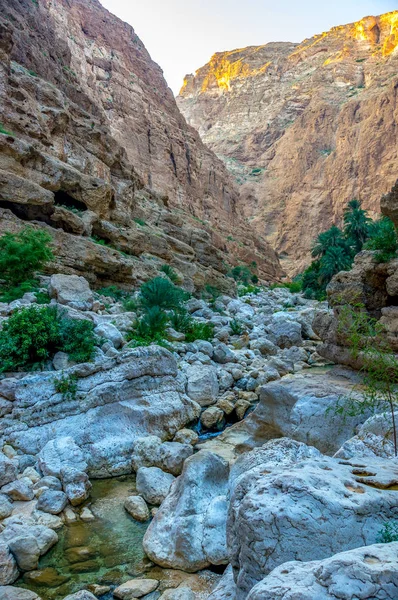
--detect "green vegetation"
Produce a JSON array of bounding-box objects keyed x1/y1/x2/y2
[
  {"x1": 364, "y1": 217, "x2": 398, "y2": 263},
  {"x1": 301, "y1": 200, "x2": 397, "y2": 300},
  {"x1": 128, "y1": 306, "x2": 169, "y2": 345},
  {"x1": 335, "y1": 303, "x2": 398, "y2": 456},
  {"x1": 0, "y1": 123, "x2": 15, "y2": 137},
  {"x1": 139, "y1": 277, "x2": 188, "y2": 311},
  {"x1": 229, "y1": 265, "x2": 257, "y2": 286},
  {"x1": 134, "y1": 218, "x2": 147, "y2": 227},
  {"x1": 378, "y1": 521, "x2": 398, "y2": 543},
  {"x1": 160, "y1": 264, "x2": 179, "y2": 284},
  {"x1": 54, "y1": 373, "x2": 78, "y2": 401},
  {"x1": 230, "y1": 318, "x2": 244, "y2": 335},
  {"x1": 0, "y1": 306, "x2": 96, "y2": 372},
  {"x1": 238, "y1": 284, "x2": 261, "y2": 296},
  {"x1": 0, "y1": 227, "x2": 53, "y2": 302},
  {"x1": 184, "y1": 321, "x2": 214, "y2": 343},
  {"x1": 97, "y1": 285, "x2": 128, "y2": 302},
  {"x1": 270, "y1": 278, "x2": 302, "y2": 293}
]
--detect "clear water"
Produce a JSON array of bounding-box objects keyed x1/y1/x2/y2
[{"x1": 17, "y1": 476, "x2": 150, "y2": 599}]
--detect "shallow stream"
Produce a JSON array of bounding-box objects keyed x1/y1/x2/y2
[{"x1": 18, "y1": 476, "x2": 149, "y2": 599}]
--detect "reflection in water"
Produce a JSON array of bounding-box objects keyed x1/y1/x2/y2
[{"x1": 18, "y1": 476, "x2": 149, "y2": 599}]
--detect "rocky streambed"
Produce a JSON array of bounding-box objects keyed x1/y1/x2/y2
[{"x1": 1, "y1": 274, "x2": 398, "y2": 599}]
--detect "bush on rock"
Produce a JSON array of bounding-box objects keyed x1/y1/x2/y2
[{"x1": 0, "y1": 305, "x2": 96, "y2": 372}]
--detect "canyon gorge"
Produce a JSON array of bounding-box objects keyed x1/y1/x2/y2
[
  {"x1": 178, "y1": 11, "x2": 398, "y2": 274},
  {"x1": 1, "y1": 2, "x2": 398, "y2": 600}
]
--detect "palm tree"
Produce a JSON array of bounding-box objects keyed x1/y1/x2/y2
[
  {"x1": 320, "y1": 246, "x2": 353, "y2": 281},
  {"x1": 343, "y1": 199, "x2": 371, "y2": 253},
  {"x1": 311, "y1": 225, "x2": 345, "y2": 259}
]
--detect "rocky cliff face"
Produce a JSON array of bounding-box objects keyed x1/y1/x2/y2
[
  {"x1": 178, "y1": 12, "x2": 398, "y2": 274},
  {"x1": 0, "y1": 0, "x2": 283, "y2": 291}
]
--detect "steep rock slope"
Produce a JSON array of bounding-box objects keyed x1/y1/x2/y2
[
  {"x1": 0, "y1": 0, "x2": 282, "y2": 290},
  {"x1": 178, "y1": 12, "x2": 398, "y2": 274}
]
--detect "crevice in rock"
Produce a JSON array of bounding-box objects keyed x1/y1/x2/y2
[
  {"x1": 0, "y1": 199, "x2": 54, "y2": 224},
  {"x1": 53, "y1": 190, "x2": 87, "y2": 212}
]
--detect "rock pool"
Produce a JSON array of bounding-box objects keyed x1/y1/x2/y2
[{"x1": 17, "y1": 476, "x2": 149, "y2": 599}]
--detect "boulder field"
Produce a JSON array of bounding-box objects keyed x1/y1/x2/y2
[{"x1": 1, "y1": 275, "x2": 398, "y2": 599}]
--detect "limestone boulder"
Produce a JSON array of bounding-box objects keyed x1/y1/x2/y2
[
  {"x1": 131, "y1": 437, "x2": 193, "y2": 476},
  {"x1": 143, "y1": 450, "x2": 229, "y2": 571},
  {"x1": 36, "y1": 490, "x2": 68, "y2": 515},
  {"x1": 265, "y1": 316, "x2": 302, "y2": 349},
  {"x1": 94, "y1": 322, "x2": 124, "y2": 349},
  {"x1": 335, "y1": 411, "x2": 398, "y2": 460},
  {"x1": 113, "y1": 579, "x2": 159, "y2": 599},
  {"x1": 207, "y1": 565, "x2": 236, "y2": 600},
  {"x1": 136, "y1": 467, "x2": 175, "y2": 505},
  {"x1": 8, "y1": 536, "x2": 41, "y2": 571},
  {"x1": 247, "y1": 543, "x2": 398, "y2": 600},
  {"x1": 1, "y1": 478, "x2": 34, "y2": 502},
  {"x1": 49, "y1": 274, "x2": 94, "y2": 311},
  {"x1": 60, "y1": 467, "x2": 91, "y2": 506},
  {"x1": 256, "y1": 370, "x2": 370, "y2": 454},
  {"x1": 0, "y1": 586, "x2": 41, "y2": 599},
  {"x1": 0, "y1": 495, "x2": 13, "y2": 519},
  {"x1": 186, "y1": 363, "x2": 219, "y2": 407},
  {"x1": 2, "y1": 347, "x2": 200, "y2": 477},
  {"x1": 124, "y1": 496, "x2": 149, "y2": 522},
  {"x1": 229, "y1": 444, "x2": 398, "y2": 598}
]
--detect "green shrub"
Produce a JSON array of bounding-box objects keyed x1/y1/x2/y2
[
  {"x1": 128, "y1": 306, "x2": 169, "y2": 344},
  {"x1": 0, "y1": 306, "x2": 96, "y2": 372},
  {"x1": 202, "y1": 285, "x2": 221, "y2": 304},
  {"x1": 58, "y1": 318, "x2": 96, "y2": 363},
  {"x1": 0, "y1": 227, "x2": 53, "y2": 301},
  {"x1": 238, "y1": 284, "x2": 261, "y2": 296},
  {"x1": 160, "y1": 264, "x2": 179, "y2": 284},
  {"x1": 54, "y1": 373, "x2": 78, "y2": 401},
  {"x1": 35, "y1": 291, "x2": 51, "y2": 305},
  {"x1": 123, "y1": 296, "x2": 139, "y2": 312},
  {"x1": 230, "y1": 318, "x2": 244, "y2": 335},
  {"x1": 169, "y1": 309, "x2": 192, "y2": 332},
  {"x1": 365, "y1": 217, "x2": 398, "y2": 263},
  {"x1": 184, "y1": 321, "x2": 214, "y2": 343},
  {"x1": 134, "y1": 218, "x2": 146, "y2": 227},
  {"x1": 378, "y1": 521, "x2": 398, "y2": 543},
  {"x1": 139, "y1": 277, "x2": 188, "y2": 311},
  {"x1": 270, "y1": 280, "x2": 302, "y2": 293},
  {"x1": 229, "y1": 265, "x2": 253, "y2": 285},
  {"x1": 97, "y1": 285, "x2": 127, "y2": 302}
]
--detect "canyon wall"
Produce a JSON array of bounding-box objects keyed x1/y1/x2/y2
[
  {"x1": 0, "y1": 0, "x2": 283, "y2": 290},
  {"x1": 178, "y1": 12, "x2": 398, "y2": 274}
]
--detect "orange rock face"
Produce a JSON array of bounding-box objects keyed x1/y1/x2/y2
[
  {"x1": 0, "y1": 0, "x2": 283, "y2": 289},
  {"x1": 178, "y1": 12, "x2": 398, "y2": 275}
]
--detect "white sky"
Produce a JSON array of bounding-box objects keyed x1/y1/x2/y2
[{"x1": 100, "y1": 0, "x2": 398, "y2": 94}]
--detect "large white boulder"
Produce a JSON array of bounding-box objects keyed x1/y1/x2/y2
[
  {"x1": 49, "y1": 274, "x2": 93, "y2": 311},
  {"x1": 247, "y1": 543, "x2": 398, "y2": 600},
  {"x1": 0, "y1": 347, "x2": 200, "y2": 477},
  {"x1": 38, "y1": 437, "x2": 87, "y2": 478},
  {"x1": 143, "y1": 450, "x2": 229, "y2": 571},
  {"x1": 186, "y1": 363, "x2": 219, "y2": 407},
  {"x1": 335, "y1": 411, "x2": 397, "y2": 460},
  {"x1": 229, "y1": 441, "x2": 398, "y2": 598},
  {"x1": 257, "y1": 370, "x2": 370, "y2": 454}
]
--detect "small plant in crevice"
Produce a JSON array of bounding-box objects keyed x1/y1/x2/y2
[
  {"x1": 54, "y1": 373, "x2": 78, "y2": 401},
  {"x1": 184, "y1": 321, "x2": 214, "y2": 343},
  {"x1": 377, "y1": 521, "x2": 398, "y2": 543},
  {"x1": 230, "y1": 318, "x2": 244, "y2": 336},
  {"x1": 97, "y1": 285, "x2": 128, "y2": 302}
]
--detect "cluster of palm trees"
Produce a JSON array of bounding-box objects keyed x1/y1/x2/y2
[{"x1": 301, "y1": 199, "x2": 397, "y2": 300}]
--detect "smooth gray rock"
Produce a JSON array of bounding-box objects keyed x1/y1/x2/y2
[
  {"x1": 207, "y1": 565, "x2": 236, "y2": 600},
  {"x1": 143, "y1": 450, "x2": 229, "y2": 571},
  {"x1": 0, "y1": 586, "x2": 41, "y2": 599},
  {"x1": 186, "y1": 363, "x2": 219, "y2": 407},
  {"x1": 131, "y1": 437, "x2": 192, "y2": 476},
  {"x1": 94, "y1": 322, "x2": 124, "y2": 348},
  {"x1": 247, "y1": 543, "x2": 398, "y2": 600},
  {"x1": 36, "y1": 490, "x2": 68, "y2": 514},
  {"x1": 38, "y1": 437, "x2": 87, "y2": 478},
  {"x1": 8, "y1": 536, "x2": 40, "y2": 571},
  {"x1": 113, "y1": 578, "x2": 159, "y2": 599},
  {"x1": 49, "y1": 274, "x2": 93, "y2": 311},
  {"x1": 213, "y1": 344, "x2": 236, "y2": 364},
  {"x1": 124, "y1": 496, "x2": 149, "y2": 522},
  {"x1": 265, "y1": 316, "x2": 302, "y2": 348},
  {"x1": 60, "y1": 467, "x2": 91, "y2": 506},
  {"x1": 62, "y1": 592, "x2": 98, "y2": 600},
  {"x1": 136, "y1": 467, "x2": 175, "y2": 505},
  {"x1": 159, "y1": 588, "x2": 195, "y2": 600},
  {"x1": 33, "y1": 477, "x2": 62, "y2": 492}
]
